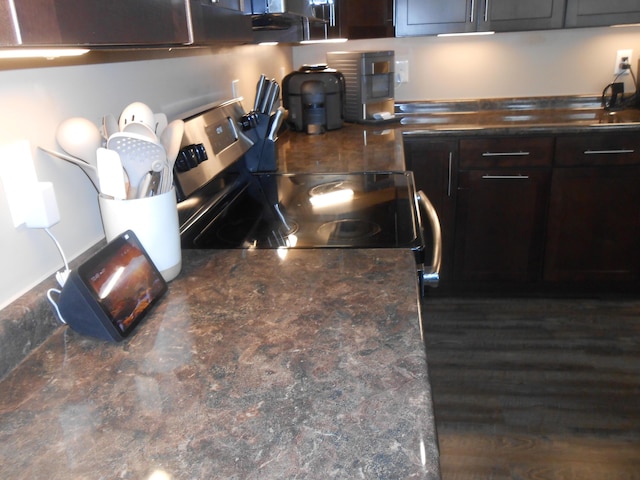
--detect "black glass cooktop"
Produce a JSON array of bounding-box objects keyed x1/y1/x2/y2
[{"x1": 180, "y1": 171, "x2": 425, "y2": 256}]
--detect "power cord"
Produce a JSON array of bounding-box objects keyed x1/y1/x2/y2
[
  {"x1": 602, "y1": 65, "x2": 639, "y2": 110},
  {"x1": 43, "y1": 227, "x2": 70, "y2": 325}
]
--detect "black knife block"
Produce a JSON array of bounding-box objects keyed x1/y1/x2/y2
[{"x1": 244, "y1": 112, "x2": 278, "y2": 173}]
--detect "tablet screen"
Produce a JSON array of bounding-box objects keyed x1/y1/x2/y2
[{"x1": 78, "y1": 231, "x2": 167, "y2": 336}]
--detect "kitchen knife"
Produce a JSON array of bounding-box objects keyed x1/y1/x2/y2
[
  {"x1": 254, "y1": 74, "x2": 267, "y2": 112},
  {"x1": 267, "y1": 107, "x2": 285, "y2": 141},
  {"x1": 260, "y1": 79, "x2": 275, "y2": 114},
  {"x1": 265, "y1": 81, "x2": 280, "y2": 115},
  {"x1": 97, "y1": 148, "x2": 127, "y2": 200}
]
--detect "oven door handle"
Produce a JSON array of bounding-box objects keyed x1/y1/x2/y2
[{"x1": 417, "y1": 190, "x2": 442, "y2": 289}]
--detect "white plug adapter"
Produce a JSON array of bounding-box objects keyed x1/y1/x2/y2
[{"x1": 25, "y1": 182, "x2": 60, "y2": 229}]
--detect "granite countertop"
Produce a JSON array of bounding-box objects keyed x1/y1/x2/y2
[
  {"x1": 0, "y1": 249, "x2": 440, "y2": 479},
  {"x1": 397, "y1": 95, "x2": 640, "y2": 135},
  {"x1": 275, "y1": 95, "x2": 640, "y2": 174}
]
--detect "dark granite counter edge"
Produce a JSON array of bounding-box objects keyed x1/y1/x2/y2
[
  {"x1": 400, "y1": 121, "x2": 640, "y2": 137},
  {"x1": 0, "y1": 240, "x2": 106, "y2": 381}
]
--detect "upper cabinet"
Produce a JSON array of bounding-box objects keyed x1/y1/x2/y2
[
  {"x1": 3, "y1": 0, "x2": 191, "y2": 47},
  {"x1": 308, "y1": 0, "x2": 394, "y2": 41},
  {"x1": 338, "y1": 0, "x2": 394, "y2": 39},
  {"x1": 0, "y1": 0, "x2": 252, "y2": 48},
  {"x1": 478, "y1": 0, "x2": 565, "y2": 32},
  {"x1": 190, "y1": 0, "x2": 252, "y2": 45},
  {"x1": 396, "y1": 0, "x2": 566, "y2": 36},
  {"x1": 565, "y1": 0, "x2": 640, "y2": 27},
  {"x1": 396, "y1": 0, "x2": 640, "y2": 37}
]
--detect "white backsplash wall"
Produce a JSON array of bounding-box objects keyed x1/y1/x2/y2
[
  {"x1": 293, "y1": 26, "x2": 640, "y2": 101},
  {"x1": 0, "y1": 44, "x2": 292, "y2": 309}
]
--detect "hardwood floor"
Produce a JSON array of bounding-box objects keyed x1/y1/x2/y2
[{"x1": 421, "y1": 297, "x2": 640, "y2": 480}]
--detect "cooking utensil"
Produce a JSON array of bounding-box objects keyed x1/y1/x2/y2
[
  {"x1": 96, "y1": 147, "x2": 127, "y2": 200},
  {"x1": 38, "y1": 146, "x2": 100, "y2": 191},
  {"x1": 102, "y1": 114, "x2": 119, "y2": 140},
  {"x1": 154, "y1": 113, "x2": 168, "y2": 137},
  {"x1": 137, "y1": 170, "x2": 162, "y2": 198},
  {"x1": 56, "y1": 117, "x2": 103, "y2": 166},
  {"x1": 159, "y1": 119, "x2": 184, "y2": 193},
  {"x1": 118, "y1": 101, "x2": 155, "y2": 132},
  {"x1": 107, "y1": 132, "x2": 166, "y2": 198}
]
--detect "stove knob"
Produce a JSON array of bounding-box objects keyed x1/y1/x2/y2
[
  {"x1": 194, "y1": 143, "x2": 208, "y2": 163},
  {"x1": 175, "y1": 145, "x2": 198, "y2": 172}
]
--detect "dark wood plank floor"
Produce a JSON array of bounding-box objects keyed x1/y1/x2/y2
[{"x1": 422, "y1": 297, "x2": 640, "y2": 480}]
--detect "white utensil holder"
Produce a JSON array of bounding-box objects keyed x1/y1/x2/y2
[{"x1": 98, "y1": 188, "x2": 182, "y2": 282}]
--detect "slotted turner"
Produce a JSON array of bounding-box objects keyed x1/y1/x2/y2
[{"x1": 107, "y1": 132, "x2": 166, "y2": 198}]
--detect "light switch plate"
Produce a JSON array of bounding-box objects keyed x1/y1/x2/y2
[{"x1": 396, "y1": 60, "x2": 410, "y2": 84}]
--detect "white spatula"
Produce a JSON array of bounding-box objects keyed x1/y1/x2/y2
[{"x1": 97, "y1": 148, "x2": 128, "y2": 200}]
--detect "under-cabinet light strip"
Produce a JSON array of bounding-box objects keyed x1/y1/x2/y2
[{"x1": 0, "y1": 49, "x2": 90, "y2": 59}]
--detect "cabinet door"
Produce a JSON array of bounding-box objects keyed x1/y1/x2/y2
[
  {"x1": 544, "y1": 166, "x2": 640, "y2": 283},
  {"x1": 396, "y1": 0, "x2": 476, "y2": 36},
  {"x1": 403, "y1": 137, "x2": 457, "y2": 285},
  {"x1": 478, "y1": 0, "x2": 565, "y2": 31},
  {"x1": 12, "y1": 0, "x2": 192, "y2": 47},
  {"x1": 190, "y1": 0, "x2": 253, "y2": 44},
  {"x1": 338, "y1": 0, "x2": 394, "y2": 39},
  {"x1": 454, "y1": 169, "x2": 550, "y2": 283},
  {"x1": 565, "y1": 0, "x2": 640, "y2": 27}
]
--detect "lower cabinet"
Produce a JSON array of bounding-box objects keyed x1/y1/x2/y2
[
  {"x1": 403, "y1": 130, "x2": 640, "y2": 294},
  {"x1": 544, "y1": 166, "x2": 640, "y2": 283},
  {"x1": 544, "y1": 133, "x2": 640, "y2": 284},
  {"x1": 454, "y1": 137, "x2": 552, "y2": 285},
  {"x1": 454, "y1": 169, "x2": 550, "y2": 283}
]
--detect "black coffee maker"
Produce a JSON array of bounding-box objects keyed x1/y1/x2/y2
[{"x1": 282, "y1": 65, "x2": 344, "y2": 134}]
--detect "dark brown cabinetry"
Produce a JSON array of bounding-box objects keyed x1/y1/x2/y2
[
  {"x1": 544, "y1": 133, "x2": 640, "y2": 283},
  {"x1": 4, "y1": 0, "x2": 191, "y2": 47},
  {"x1": 404, "y1": 137, "x2": 457, "y2": 285},
  {"x1": 454, "y1": 137, "x2": 553, "y2": 284},
  {"x1": 404, "y1": 130, "x2": 640, "y2": 293},
  {"x1": 0, "y1": 0, "x2": 252, "y2": 47},
  {"x1": 478, "y1": 0, "x2": 565, "y2": 31},
  {"x1": 310, "y1": 0, "x2": 394, "y2": 40},
  {"x1": 339, "y1": 0, "x2": 394, "y2": 39},
  {"x1": 565, "y1": 0, "x2": 640, "y2": 27},
  {"x1": 395, "y1": 0, "x2": 565, "y2": 36}
]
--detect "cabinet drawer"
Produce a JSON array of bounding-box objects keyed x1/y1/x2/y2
[
  {"x1": 459, "y1": 137, "x2": 554, "y2": 168},
  {"x1": 555, "y1": 133, "x2": 640, "y2": 166}
]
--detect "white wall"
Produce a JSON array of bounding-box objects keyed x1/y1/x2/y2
[
  {"x1": 293, "y1": 25, "x2": 640, "y2": 101},
  {"x1": 0, "y1": 44, "x2": 292, "y2": 309}
]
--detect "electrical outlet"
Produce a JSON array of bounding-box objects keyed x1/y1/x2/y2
[
  {"x1": 232, "y1": 79, "x2": 241, "y2": 98},
  {"x1": 614, "y1": 49, "x2": 633, "y2": 75}
]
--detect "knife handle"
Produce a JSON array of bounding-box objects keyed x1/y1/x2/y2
[{"x1": 254, "y1": 74, "x2": 267, "y2": 111}]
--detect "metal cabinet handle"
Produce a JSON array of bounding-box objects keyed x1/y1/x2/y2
[
  {"x1": 447, "y1": 152, "x2": 453, "y2": 197},
  {"x1": 484, "y1": 0, "x2": 489, "y2": 22},
  {"x1": 481, "y1": 174, "x2": 530, "y2": 179},
  {"x1": 584, "y1": 149, "x2": 635, "y2": 155},
  {"x1": 482, "y1": 151, "x2": 530, "y2": 157},
  {"x1": 416, "y1": 190, "x2": 441, "y2": 289},
  {"x1": 470, "y1": 0, "x2": 475, "y2": 22}
]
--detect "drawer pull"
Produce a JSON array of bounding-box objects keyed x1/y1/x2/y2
[
  {"x1": 482, "y1": 174, "x2": 530, "y2": 180},
  {"x1": 584, "y1": 149, "x2": 635, "y2": 155},
  {"x1": 482, "y1": 151, "x2": 530, "y2": 157}
]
